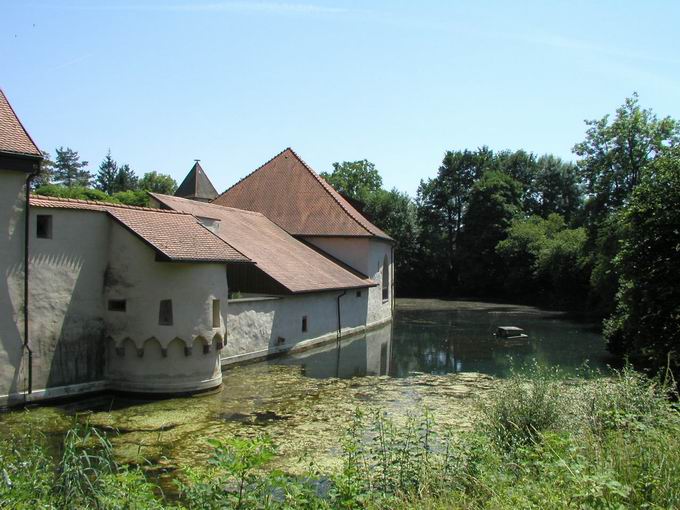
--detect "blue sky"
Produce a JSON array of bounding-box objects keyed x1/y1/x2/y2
[{"x1": 3, "y1": 1, "x2": 679, "y2": 196}]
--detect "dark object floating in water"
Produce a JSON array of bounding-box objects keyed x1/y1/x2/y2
[{"x1": 494, "y1": 326, "x2": 529, "y2": 346}]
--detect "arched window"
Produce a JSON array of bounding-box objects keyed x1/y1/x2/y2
[{"x1": 382, "y1": 254, "x2": 389, "y2": 301}]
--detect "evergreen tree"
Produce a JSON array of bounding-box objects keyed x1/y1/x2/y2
[
  {"x1": 53, "y1": 147, "x2": 91, "y2": 187},
  {"x1": 31, "y1": 150, "x2": 55, "y2": 189},
  {"x1": 95, "y1": 150, "x2": 118, "y2": 194},
  {"x1": 114, "y1": 163, "x2": 139, "y2": 193}
]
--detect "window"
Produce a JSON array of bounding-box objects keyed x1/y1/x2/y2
[
  {"x1": 382, "y1": 254, "x2": 390, "y2": 301},
  {"x1": 36, "y1": 215, "x2": 52, "y2": 239},
  {"x1": 108, "y1": 299, "x2": 126, "y2": 312},
  {"x1": 302, "y1": 316, "x2": 308, "y2": 333},
  {"x1": 158, "y1": 299, "x2": 173, "y2": 325},
  {"x1": 212, "y1": 299, "x2": 221, "y2": 328},
  {"x1": 356, "y1": 290, "x2": 362, "y2": 298}
]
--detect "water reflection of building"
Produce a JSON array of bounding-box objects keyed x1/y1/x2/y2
[{"x1": 271, "y1": 322, "x2": 392, "y2": 379}]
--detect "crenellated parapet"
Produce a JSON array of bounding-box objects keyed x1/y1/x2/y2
[{"x1": 105, "y1": 332, "x2": 225, "y2": 395}]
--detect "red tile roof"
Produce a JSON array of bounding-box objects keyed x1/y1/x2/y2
[
  {"x1": 29, "y1": 195, "x2": 251, "y2": 264},
  {"x1": 213, "y1": 148, "x2": 392, "y2": 240},
  {"x1": 150, "y1": 193, "x2": 377, "y2": 293},
  {"x1": 0, "y1": 89, "x2": 41, "y2": 158}
]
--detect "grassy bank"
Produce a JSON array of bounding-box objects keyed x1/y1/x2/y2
[{"x1": 1, "y1": 367, "x2": 678, "y2": 509}]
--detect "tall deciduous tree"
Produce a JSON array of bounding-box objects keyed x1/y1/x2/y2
[
  {"x1": 139, "y1": 171, "x2": 177, "y2": 194},
  {"x1": 53, "y1": 147, "x2": 91, "y2": 187},
  {"x1": 604, "y1": 150, "x2": 680, "y2": 379},
  {"x1": 527, "y1": 155, "x2": 582, "y2": 222},
  {"x1": 95, "y1": 150, "x2": 118, "y2": 194},
  {"x1": 321, "y1": 160, "x2": 383, "y2": 202},
  {"x1": 573, "y1": 92, "x2": 679, "y2": 217},
  {"x1": 457, "y1": 170, "x2": 522, "y2": 296}
]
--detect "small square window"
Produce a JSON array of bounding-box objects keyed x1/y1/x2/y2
[
  {"x1": 212, "y1": 299, "x2": 221, "y2": 328},
  {"x1": 356, "y1": 290, "x2": 362, "y2": 297},
  {"x1": 159, "y1": 299, "x2": 173, "y2": 326},
  {"x1": 302, "y1": 316, "x2": 308, "y2": 333},
  {"x1": 108, "y1": 299, "x2": 126, "y2": 312},
  {"x1": 36, "y1": 215, "x2": 52, "y2": 239}
]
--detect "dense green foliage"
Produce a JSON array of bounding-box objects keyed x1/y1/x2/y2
[
  {"x1": 604, "y1": 151, "x2": 680, "y2": 378},
  {"x1": 2, "y1": 368, "x2": 678, "y2": 509}
]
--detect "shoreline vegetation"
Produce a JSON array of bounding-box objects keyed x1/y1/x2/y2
[{"x1": 2, "y1": 365, "x2": 678, "y2": 509}]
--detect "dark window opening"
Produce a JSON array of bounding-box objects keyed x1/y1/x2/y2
[
  {"x1": 108, "y1": 299, "x2": 126, "y2": 312},
  {"x1": 276, "y1": 336, "x2": 285, "y2": 346},
  {"x1": 37, "y1": 215, "x2": 52, "y2": 239},
  {"x1": 382, "y1": 255, "x2": 390, "y2": 301},
  {"x1": 356, "y1": 290, "x2": 362, "y2": 297},
  {"x1": 302, "y1": 316, "x2": 308, "y2": 333},
  {"x1": 159, "y1": 299, "x2": 173, "y2": 326},
  {"x1": 212, "y1": 299, "x2": 221, "y2": 328}
]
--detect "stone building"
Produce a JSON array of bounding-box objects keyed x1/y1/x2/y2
[{"x1": 0, "y1": 89, "x2": 394, "y2": 408}]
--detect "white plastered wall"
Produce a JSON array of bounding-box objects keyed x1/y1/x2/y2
[
  {"x1": 302, "y1": 237, "x2": 394, "y2": 326},
  {"x1": 223, "y1": 289, "x2": 369, "y2": 365},
  {"x1": 0, "y1": 170, "x2": 29, "y2": 405}
]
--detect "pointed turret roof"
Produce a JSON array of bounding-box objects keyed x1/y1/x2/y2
[
  {"x1": 213, "y1": 148, "x2": 392, "y2": 241},
  {"x1": 0, "y1": 88, "x2": 41, "y2": 160},
  {"x1": 175, "y1": 161, "x2": 218, "y2": 202}
]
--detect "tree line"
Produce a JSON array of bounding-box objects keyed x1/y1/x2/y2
[
  {"x1": 34, "y1": 147, "x2": 177, "y2": 206},
  {"x1": 322, "y1": 94, "x2": 680, "y2": 380}
]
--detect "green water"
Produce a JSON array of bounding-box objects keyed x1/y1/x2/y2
[{"x1": 0, "y1": 300, "x2": 611, "y2": 484}]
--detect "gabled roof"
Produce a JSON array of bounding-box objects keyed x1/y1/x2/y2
[
  {"x1": 0, "y1": 88, "x2": 42, "y2": 159},
  {"x1": 150, "y1": 193, "x2": 376, "y2": 294},
  {"x1": 213, "y1": 148, "x2": 392, "y2": 241},
  {"x1": 175, "y1": 161, "x2": 219, "y2": 201},
  {"x1": 29, "y1": 195, "x2": 251, "y2": 264}
]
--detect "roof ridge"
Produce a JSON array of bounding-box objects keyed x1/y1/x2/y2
[
  {"x1": 0, "y1": 87, "x2": 42, "y2": 158},
  {"x1": 285, "y1": 147, "x2": 376, "y2": 237},
  {"x1": 30, "y1": 193, "x2": 188, "y2": 214},
  {"x1": 151, "y1": 192, "x2": 268, "y2": 218},
  {"x1": 213, "y1": 147, "x2": 290, "y2": 201}
]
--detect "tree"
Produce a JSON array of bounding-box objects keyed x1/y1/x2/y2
[
  {"x1": 95, "y1": 150, "x2": 118, "y2": 194},
  {"x1": 53, "y1": 147, "x2": 91, "y2": 187},
  {"x1": 604, "y1": 151, "x2": 680, "y2": 379},
  {"x1": 573, "y1": 94, "x2": 679, "y2": 316},
  {"x1": 573, "y1": 93, "x2": 680, "y2": 217},
  {"x1": 527, "y1": 155, "x2": 582, "y2": 222},
  {"x1": 364, "y1": 189, "x2": 421, "y2": 295},
  {"x1": 113, "y1": 163, "x2": 138, "y2": 193},
  {"x1": 457, "y1": 170, "x2": 522, "y2": 296},
  {"x1": 31, "y1": 150, "x2": 55, "y2": 189},
  {"x1": 139, "y1": 171, "x2": 177, "y2": 194},
  {"x1": 497, "y1": 214, "x2": 588, "y2": 304},
  {"x1": 321, "y1": 160, "x2": 383, "y2": 202},
  {"x1": 416, "y1": 149, "x2": 494, "y2": 290}
]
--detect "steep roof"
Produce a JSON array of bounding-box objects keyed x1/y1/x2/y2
[
  {"x1": 29, "y1": 195, "x2": 251, "y2": 264},
  {"x1": 0, "y1": 88, "x2": 41, "y2": 159},
  {"x1": 150, "y1": 193, "x2": 376, "y2": 293},
  {"x1": 175, "y1": 161, "x2": 219, "y2": 201},
  {"x1": 213, "y1": 148, "x2": 392, "y2": 240}
]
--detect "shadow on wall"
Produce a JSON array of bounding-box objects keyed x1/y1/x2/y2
[
  {"x1": 28, "y1": 250, "x2": 106, "y2": 391},
  {"x1": 1, "y1": 262, "x2": 26, "y2": 404}
]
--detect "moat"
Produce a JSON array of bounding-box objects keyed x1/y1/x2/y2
[{"x1": 0, "y1": 299, "x2": 612, "y2": 486}]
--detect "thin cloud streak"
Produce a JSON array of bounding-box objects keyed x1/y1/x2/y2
[{"x1": 63, "y1": 1, "x2": 348, "y2": 15}]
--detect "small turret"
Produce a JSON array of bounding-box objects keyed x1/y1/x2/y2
[{"x1": 174, "y1": 160, "x2": 219, "y2": 202}]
